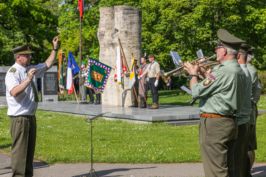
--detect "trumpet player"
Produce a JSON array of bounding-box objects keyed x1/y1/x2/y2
[
  {"x1": 184, "y1": 29, "x2": 246, "y2": 177},
  {"x1": 234, "y1": 44, "x2": 252, "y2": 177}
]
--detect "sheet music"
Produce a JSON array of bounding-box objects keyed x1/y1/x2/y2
[{"x1": 180, "y1": 85, "x2": 192, "y2": 95}]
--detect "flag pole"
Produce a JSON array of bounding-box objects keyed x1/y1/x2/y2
[{"x1": 79, "y1": 13, "x2": 83, "y2": 100}]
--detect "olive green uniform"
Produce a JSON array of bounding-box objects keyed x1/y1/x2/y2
[
  {"x1": 247, "y1": 63, "x2": 261, "y2": 150},
  {"x1": 192, "y1": 60, "x2": 245, "y2": 177},
  {"x1": 234, "y1": 64, "x2": 252, "y2": 177}
]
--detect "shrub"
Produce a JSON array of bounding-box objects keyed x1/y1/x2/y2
[{"x1": 258, "y1": 70, "x2": 266, "y2": 94}]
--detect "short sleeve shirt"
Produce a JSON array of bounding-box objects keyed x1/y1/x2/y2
[
  {"x1": 5, "y1": 62, "x2": 47, "y2": 116},
  {"x1": 192, "y1": 60, "x2": 245, "y2": 117}
]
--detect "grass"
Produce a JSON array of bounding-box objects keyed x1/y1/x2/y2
[{"x1": 0, "y1": 93, "x2": 265, "y2": 164}]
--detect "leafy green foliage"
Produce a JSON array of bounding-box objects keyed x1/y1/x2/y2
[
  {"x1": 0, "y1": 1, "x2": 58, "y2": 65},
  {"x1": 0, "y1": 0, "x2": 266, "y2": 70}
]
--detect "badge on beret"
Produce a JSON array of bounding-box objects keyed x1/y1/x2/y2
[{"x1": 9, "y1": 68, "x2": 17, "y2": 73}]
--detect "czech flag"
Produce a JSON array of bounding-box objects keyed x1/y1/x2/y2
[{"x1": 66, "y1": 52, "x2": 80, "y2": 94}]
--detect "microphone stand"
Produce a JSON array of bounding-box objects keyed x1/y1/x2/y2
[{"x1": 87, "y1": 113, "x2": 108, "y2": 177}]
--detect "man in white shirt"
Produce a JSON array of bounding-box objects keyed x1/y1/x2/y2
[{"x1": 5, "y1": 36, "x2": 59, "y2": 177}]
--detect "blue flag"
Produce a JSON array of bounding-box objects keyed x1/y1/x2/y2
[{"x1": 68, "y1": 52, "x2": 80, "y2": 76}]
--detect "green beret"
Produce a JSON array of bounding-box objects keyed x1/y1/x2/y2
[
  {"x1": 12, "y1": 45, "x2": 34, "y2": 55},
  {"x1": 217, "y1": 29, "x2": 245, "y2": 50}
]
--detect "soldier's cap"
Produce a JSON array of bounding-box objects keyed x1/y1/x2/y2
[
  {"x1": 238, "y1": 43, "x2": 251, "y2": 54},
  {"x1": 247, "y1": 46, "x2": 255, "y2": 55},
  {"x1": 12, "y1": 45, "x2": 34, "y2": 55},
  {"x1": 217, "y1": 29, "x2": 245, "y2": 50}
]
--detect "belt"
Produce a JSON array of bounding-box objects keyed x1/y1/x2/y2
[{"x1": 200, "y1": 113, "x2": 233, "y2": 119}]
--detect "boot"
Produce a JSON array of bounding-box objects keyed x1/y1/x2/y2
[{"x1": 150, "y1": 103, "x2": 159, "y2": 109}]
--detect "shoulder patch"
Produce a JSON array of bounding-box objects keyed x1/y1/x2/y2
[{"x1": 9, "y1": 68, "x2": 17, "y2": 73}]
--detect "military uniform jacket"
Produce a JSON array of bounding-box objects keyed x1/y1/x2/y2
[
  {"x1": 247, "y1": 63, "x2": 262, "y2": 124},
  {"x1": 236, "y1": 64, "x2": 252, "y2": 125},
  {"x1": 5, "y1": 62, "x2": 47, "y2": 116},
  {"x1": 192, "y1": 60, "x2": 245, "y2": 117}
]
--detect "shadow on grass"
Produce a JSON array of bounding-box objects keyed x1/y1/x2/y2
[
  {"x1": 159, "y1": 102, "x2": 191, "y2": 106},
  {"x1": 252, "y1": 165, "x2": 266, "y2": 177},
  {"x1": 72, "y1": 166, "x2": 156, "y2": 177}
]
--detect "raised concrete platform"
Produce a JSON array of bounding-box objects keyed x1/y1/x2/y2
[
  {"x1": 0, "y1": 97, "x2": 200, "y2": 123},
  {"x1": 1, "y1": 98, "x2": 200, "y2": 122},
  {"x1": 37, "y1": 101, "x2": 200, "y2": 122}
]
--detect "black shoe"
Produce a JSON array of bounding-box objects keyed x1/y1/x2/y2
[{"x1": 88, "y1": 101, "x2": 94, "y2": 104}]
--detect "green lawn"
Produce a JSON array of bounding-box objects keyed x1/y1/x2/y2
[{"x1": 0, "y1": 93, "x2": 266, "y2": 164}]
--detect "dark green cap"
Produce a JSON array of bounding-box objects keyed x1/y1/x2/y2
[
  {"x1": 12, "y1": 45, "x2": 34, "y2": 55},
  {"x1": 217, "y1": 29, "x2": 245, "y2": 50},
  {"x1": 247, "y1": 46, "x2": 255, "y2": 55},
  {"x1": 239, "y1": 43, "x2": 251, "y2": 54}
]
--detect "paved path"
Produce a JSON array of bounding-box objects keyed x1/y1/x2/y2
[{"x1": 1, "y1": 154, "x2": 266, "y2": 177}]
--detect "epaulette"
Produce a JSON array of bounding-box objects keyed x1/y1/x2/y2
[{"x1": 9, "y1": 68, "x2": 17, "y2": 73}]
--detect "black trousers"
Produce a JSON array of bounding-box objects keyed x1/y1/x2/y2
[{"x1": 148, "y1": 77, "x2": 159, "y2": 104}]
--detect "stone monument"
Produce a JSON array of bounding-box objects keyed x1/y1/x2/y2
[
  {"x1": 0, "y1": 67, "x2": 9, "y2": 99},
  {"x1": 41, "y1": 66, "x2": 58, "y2": 102},
  {"x1": 98, "y1": 5, "x2": 141, "y2": 107}
]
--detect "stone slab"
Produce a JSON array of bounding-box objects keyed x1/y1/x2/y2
[{"x1": 36, "y1": 101, "x2": 200, "y2": 122}]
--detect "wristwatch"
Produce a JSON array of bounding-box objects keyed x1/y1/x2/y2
[{"x1": 188, "y1": 74, "x2": 198, "y2": 79}]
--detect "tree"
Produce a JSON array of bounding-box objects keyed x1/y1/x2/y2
[{"x1": 0, "y1": 0, "x2": 57, "y2": 65}]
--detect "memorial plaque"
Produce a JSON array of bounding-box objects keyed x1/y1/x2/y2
[
  {"x1": 0, "y1": 73, "x2": 6, "y2": 96},
  {"x1": 43, "y1": 72, "x2": 58, "y2": 95}
]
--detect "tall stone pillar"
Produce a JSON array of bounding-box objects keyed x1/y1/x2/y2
[{"x1": 98, "y1": 6, "x2": 141, "y2": 107}]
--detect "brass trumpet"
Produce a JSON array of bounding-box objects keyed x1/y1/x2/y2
[{"x1": 161, "y1": 54, "x2": 218, "y2": 83}]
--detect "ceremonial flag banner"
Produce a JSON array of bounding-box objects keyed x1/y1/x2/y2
[
  {"x1": 128, "y1": 55, "x2": 136, "y2": 88},
  {"x1": 66, "y1": 52, "x2": 80, "y2": 94},
  {"x1": 116, "y1": 46, "x2": 122, "y2": 83},
  {"x1": 78, "y1": 0, "x2": 84, "y2": 18},
  {"x1": 84, "y1": 59, "x2": 112, "y2": 92},
  {"x1": 58, "y1": 50, "x2": 65, "y2": 92}
]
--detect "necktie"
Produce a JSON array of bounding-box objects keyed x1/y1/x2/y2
[{"x1": 31, "y1": 81, "x2": 39, "y2": 102}]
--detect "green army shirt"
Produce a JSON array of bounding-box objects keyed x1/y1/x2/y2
[
  {"x1": 247, "y1": 63, "x2": 262, "y2": 124},
  {"x1": 237, "y1": 64, "x2": 252, "y2": 125},
  {"x1": 192, "y1": 59, "x2": 245, "y2": 117}
]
